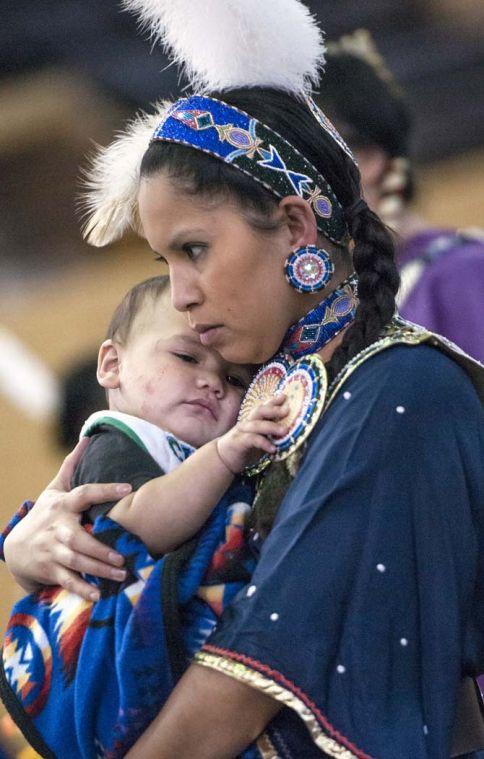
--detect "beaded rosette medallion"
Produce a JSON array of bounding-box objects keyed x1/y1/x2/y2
[{"x1": 239, "y1": 354, "x2": 327, "y2": 475}]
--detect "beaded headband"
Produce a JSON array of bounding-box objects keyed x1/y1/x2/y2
[{"x1": 152, "y1": 95, "x2": 348, "y2": 245}]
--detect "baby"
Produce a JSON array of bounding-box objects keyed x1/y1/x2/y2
[
  {"x1": 1, "y1": 275, "x2": 286, "y2": 758},
  {"x1": 77, "y1": 273, "x2": 286, "y2": 553}
]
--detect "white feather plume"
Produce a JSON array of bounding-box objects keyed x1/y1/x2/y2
[
  {"x1": 83, "y1": 1, "x2": 325, "y2": 247},
  {"x1": 82, "y1": 102, "x2": 171, "y2": 247},
  {"x1": 123, "y1": 0, "x2": 325, "y2": 97}
]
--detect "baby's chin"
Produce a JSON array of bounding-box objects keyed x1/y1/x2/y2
[
  {"x1": 159, "y1": 420, "x2": 230, "y2": 450},
  {"x1": 140, "y1": 407, "x2": 236, "y2": 449}
]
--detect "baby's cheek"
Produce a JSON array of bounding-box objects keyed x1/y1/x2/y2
[
  {"x1": 143, "y1": 379, "x2": 156, "y2": 396},
  {"x1": 224, "y1": 395, "x2": 243, "y2": 428},
  {"x1": 140, "y1": 382, "x2": 160, "y2": 418},
  {"x1": 140, "y1": 399, "x2": 155, "y2": 418}
]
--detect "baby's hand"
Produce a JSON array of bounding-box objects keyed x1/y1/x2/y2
[{"x1": 216, "y1": 395, "x2": 289, "y2": 473}]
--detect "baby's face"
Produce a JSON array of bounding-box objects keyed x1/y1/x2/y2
[{"x1": 112, "y1": 292, "x2": 253, "y2": 447}]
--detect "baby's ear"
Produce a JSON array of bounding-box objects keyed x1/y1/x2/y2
[{"x1": 97, "y1": 340, "x2": 121, "y2": 389}]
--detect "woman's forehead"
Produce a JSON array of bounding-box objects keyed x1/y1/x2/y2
[
  {"x1": 139, "y1": 173, "x2": 212, "y2": 219},
  {"x1": 138, "y1": 173, "x2": 244, "y2": 245},
  {"x1": 139, "y1": 174, "x2": 191, "y2": 225}
]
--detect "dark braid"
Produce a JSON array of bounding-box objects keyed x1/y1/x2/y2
[
  {"x1": 250, "y1": 204, "x2": 399, "y2": 537},
  {"x1": 327, "y1": 206, "x2": 400, "y2": 379}
]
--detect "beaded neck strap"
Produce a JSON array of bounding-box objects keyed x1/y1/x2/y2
[
  {"x1": 238, "y1": 276, "x2": 357, "y2": 474},
  {"x1": 281, "y1": 274, "x2": 359, "y2": 359},
  {"x1": 152, "y1": 95, "x2": 348, "y2": 246}
]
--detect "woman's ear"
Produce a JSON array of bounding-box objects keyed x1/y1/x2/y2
[
  {"x1": 97, "y1": 340, "x2": 121, "y2": 390},
  {"x1": 278, "y1": 195, "x2": 318, "y2": 250}
]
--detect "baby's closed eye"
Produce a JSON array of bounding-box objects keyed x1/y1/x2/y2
[{"x1": 173, "y1": 352, "x2": 199, "y2": 364}]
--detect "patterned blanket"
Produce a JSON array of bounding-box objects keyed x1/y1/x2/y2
[{"x1": 0, "y1": 414, "x2": 257, "y2": 758}]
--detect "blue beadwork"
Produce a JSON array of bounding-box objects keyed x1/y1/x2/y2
[
  {"x1": 239, "y1": 353, "x2": 328, "y2": 474},
  {"x1": 272, "y1": 360, "x2": 323, "y2": 456},
  {"x1": 284, "y1": 245, "x2": 335, "y2": 293},
  {"x1": 151, "y1": 95, "x2": 348, "y2": 245},
  {"x1": 313, "y1": 196, "x2": 332, "y2": 218},
  {"x1": 282, "y1": 275, "x2": 359, "y2": 358},
  {"x1": 300, "y1": 325, "x2": 320, "y2": 341}
]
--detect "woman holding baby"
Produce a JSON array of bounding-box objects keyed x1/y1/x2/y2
[{"x1": 2, "y1": 1, "x2": 484, "y2": 757}]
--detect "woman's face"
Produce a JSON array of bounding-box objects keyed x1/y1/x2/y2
[{"x1": 138, "y1": 172, "x2": 302, "y2": 364}]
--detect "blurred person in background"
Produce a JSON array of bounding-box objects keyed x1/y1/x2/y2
[
  {"x1": 57, "y1": 356, "x2": 105, "y2": 450},
  {"x1": 316, "y1": 30, "x2": 484, "y2": 363}
]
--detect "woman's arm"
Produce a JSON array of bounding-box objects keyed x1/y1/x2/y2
[
  {"x1": 3, "y1": 439, "x2": 130, "y2": 600},
  {"x1": 125, "y1": 663, "x2": 281, "y2": 759},
  {"x1": 109, "y1": 397, "x2": 287, "y2": 555}
]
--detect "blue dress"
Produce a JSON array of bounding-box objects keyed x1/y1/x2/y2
[
  {"x1": 196, "y1": 341, "x2": 484, "y2": 758},
  {"x1": 1, "y1": 325, "x2": 483, "y2": 758}
]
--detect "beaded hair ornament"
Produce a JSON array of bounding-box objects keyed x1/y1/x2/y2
[{"x1": 152, "y1": 95, "x2": 348, "y2": 244}]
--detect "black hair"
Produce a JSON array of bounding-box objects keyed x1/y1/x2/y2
[
  {"x1": 316, "y1": 51, "x2": 414, "y2": 203},
  {"x1": 140, "y1": 88, "x2": 399, "y2": 379},
  {"x1": 107, "y1": 274, "x2": 170, "y2": 343}
]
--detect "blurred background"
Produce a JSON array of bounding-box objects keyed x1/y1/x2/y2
[{"x1": 0, "y1": 2, "x2": 483, "y2": 742}]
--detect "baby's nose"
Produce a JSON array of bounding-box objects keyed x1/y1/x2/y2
[{"x1": 196, "y1": 371, "x2": 224, "y2": 396}]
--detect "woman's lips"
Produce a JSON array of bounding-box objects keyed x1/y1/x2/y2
[{"x1": 196, "y1": 325, "x2": 224, "y2": 347}]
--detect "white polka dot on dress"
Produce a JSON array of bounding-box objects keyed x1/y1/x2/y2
[
  {"x1": 270, "y1": 612, "x2": 279, "y2": 622},
  {"x1": 400, "y1": 638, "x2": 408, "y2": 647},
  {"x1": 376, "y1": 563, "x2": 386, "y2": 573},
  {"x1": 336, "y1": 664, "x2": 346, "y2": 674},
  {"x1": 423, "y1": 725, "x2": 429, "y2": 736},
  {"x1": 246, "y1": 585, "x2": 257, "y2": 597},
  {"x1": 343, "y1": 391, "x2": 352, "y2": 400},
  {"x1": 396, "y1": 405, "x2": 406, "y2": 414}
]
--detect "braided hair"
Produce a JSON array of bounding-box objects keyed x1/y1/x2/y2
[
  {"x1": 140, "y1": 87, "x2": 400, "y2": 378},
  {"x1": 330, "y1": 203, "x2": 400, "y2": 376}
]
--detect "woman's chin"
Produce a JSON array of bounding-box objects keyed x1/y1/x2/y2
[{"x1": 217, "y1": 336, "x2": 281, "y2": 366}]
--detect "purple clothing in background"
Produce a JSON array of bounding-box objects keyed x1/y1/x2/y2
[{"x1": 397, "y1": 229, "x2": 484, "y2": 363}]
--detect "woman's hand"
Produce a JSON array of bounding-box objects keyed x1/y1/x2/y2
[{"x1": 3, "y1": 439, "x2": 131, "y2": 601}]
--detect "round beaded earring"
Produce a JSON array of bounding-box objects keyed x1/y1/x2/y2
[{"x1": 284, "y1": 245, "x2": 335, "y2": 293}]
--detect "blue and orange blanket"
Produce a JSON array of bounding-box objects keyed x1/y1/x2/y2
[
  {"x1": 1, "y1": 491, "x2": 256, "y2": 758},
  {"x1": 0, "y1": 414, "x2": 257, "y2": 758}
]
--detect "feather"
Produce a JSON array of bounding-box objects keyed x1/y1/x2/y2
[
  {"x1": 123, "y1": 0, "x2": 325, "y2": 98},
  {"x1": 81, "y1": 102, "x2": 171, "y2": 247}
]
